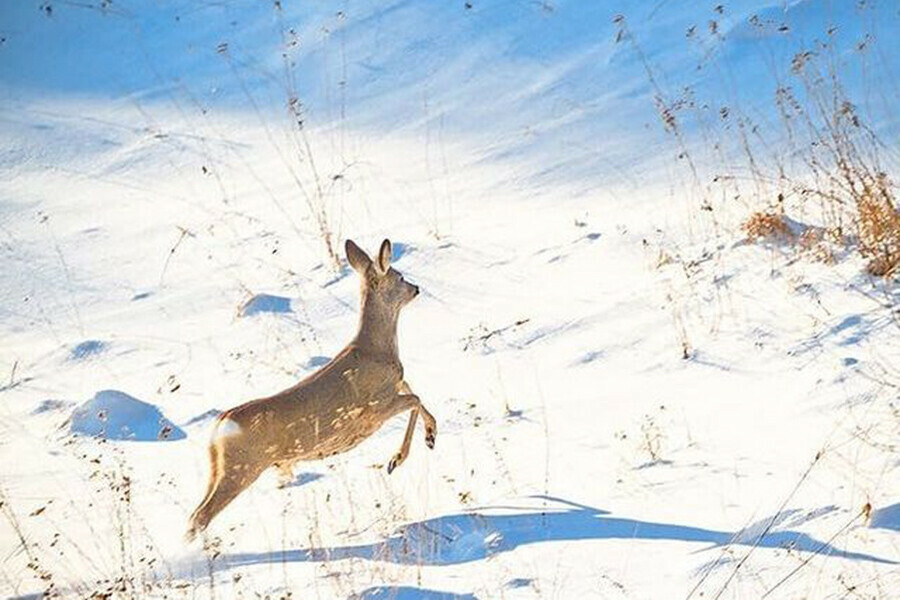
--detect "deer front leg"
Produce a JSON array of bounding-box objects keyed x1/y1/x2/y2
[
  {"x1": 385, "y1": 383, "x2": 437, "y2": 474},
  {"x1": 400, "y1": 381, "x2": 436, "y2": 449},
  {"x1": 420, "y1": 404, "x2": 436, "y2": 449},
  {"x1": 387, "y1": 408, "x2": 419, "y2": 474}
]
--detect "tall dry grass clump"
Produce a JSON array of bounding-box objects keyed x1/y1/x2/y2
[
  {"x1": 617, "y1": 7, "x2": 900, "y2": 277},
  {"x1": 855, "y1": 176, "x2": 900, "y2": 276},
  {"x1": 776, "y1": 57, "x2": 900, "y2": 276}
]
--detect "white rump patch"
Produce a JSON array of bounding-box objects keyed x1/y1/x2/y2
[{"x1": 213, "y1": 418, "x2": 241, "y2": 440}]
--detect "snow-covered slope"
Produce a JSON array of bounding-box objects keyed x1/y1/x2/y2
[{"x1": 1, "y1": 1, "x2": 898, "y2": 598}]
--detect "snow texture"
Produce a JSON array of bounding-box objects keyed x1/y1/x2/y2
[{"x1": 1, "y1": 0, "x2": 898, "y2": 598}]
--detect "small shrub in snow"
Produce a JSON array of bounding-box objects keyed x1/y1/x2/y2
[
  {"x1": 856, "y1": 180, "x2": 900, "y2": 277},
  {"x1": 742, "y1": 211, "x2": 793, "y2": 243}
]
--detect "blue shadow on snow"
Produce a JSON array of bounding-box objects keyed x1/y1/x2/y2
[
  {"x1": 213, "y1": 496, "x2": 894, "y2": 571},
  {"x1": 871, "y1": 503, "x2": 900, "y2": 532},
  {"x1": 70, "y1": 339, "x2": 107, "y2": 360},
  {"x1": 351, "y1": 586, "x2": 476, "y2": 600},
  {"x1": 281, "y1": 472, "x2": 324, "y2": 489}
]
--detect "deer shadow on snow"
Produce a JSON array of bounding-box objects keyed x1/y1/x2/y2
[{"x1": 213, "y1": 496, "x2": 894, "y2": 572}]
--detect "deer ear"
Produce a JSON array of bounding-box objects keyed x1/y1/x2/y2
[
  {"x1": 345, "y1": 239, "x2": 371, "y2": 273},
  {"x1": 375, "y1": 239, "x2": 392, "y2": 275}
]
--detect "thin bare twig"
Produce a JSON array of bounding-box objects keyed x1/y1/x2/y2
[
  {"x1": 158, "y1": 226, "x2": 195, "y2": 288},
  {"x1": 761, "y1": 506, "x2": 868, "y2": 598}
]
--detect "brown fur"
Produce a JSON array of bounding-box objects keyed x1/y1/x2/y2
[{"x1": 186, "y1": 239, "x2": 436, "y2": 541}]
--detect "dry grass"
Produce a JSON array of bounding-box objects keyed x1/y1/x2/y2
[
  {"x1": 740, "y1": 179, "x2": 900, "y2": 274},
  {"x1": 796, "y1": 228, "x2": 837, "y2": 265},
  {"x1": 742, "y1": 211, "x2": 794, "y2": 243},
  {"x1": 618, "y1": 7, "x2": 900, "y2": 279},
  {"x1": 768, "y1": 54, "x2": 900, "y2": 277},
  {"x1": 856, "y1": 179, "x2": 900, "y2": 276}
]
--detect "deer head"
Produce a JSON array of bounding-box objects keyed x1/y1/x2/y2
[{"x1": 346, "y1": 239, "x2": 419, "y2": 355}]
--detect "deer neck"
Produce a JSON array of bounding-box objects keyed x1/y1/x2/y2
[{"x1": 354, "y1": 292, "x2": 400, "y2": 360}]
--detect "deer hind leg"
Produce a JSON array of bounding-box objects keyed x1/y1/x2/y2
[
  {"x1": 186, "y1": 441, "x2": 267, "y2": 541},
  {"x1": 195, "y1": 444, "x2": 221, "y2": 512},
  {"x1": 186, "y1": 443, "x2": 223, "y2": 541}
]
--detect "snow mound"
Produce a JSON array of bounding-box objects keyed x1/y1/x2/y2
[
  {"x1": 69, "y1": 340, "x2": 106, "y2": 360},
  {"x1": 240, "y1": 294, "x2": 292, "y2": 316},
  {"x1": 352, "y1": 587, "x2": 476, "y2": 600},
  {"x1": 69, "y1": 390, "x2": 186, "y2": 442}
]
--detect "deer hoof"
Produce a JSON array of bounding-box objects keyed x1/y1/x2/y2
[
  {"x1": 425, "y1": 429, "x2": 436, "y2": 449},
  {"x1": 387, "y1": 454, "x2": 402, "y2": 474},
  {"x1": 184, "y1": 524, "x2": 201, "y2": 543}
]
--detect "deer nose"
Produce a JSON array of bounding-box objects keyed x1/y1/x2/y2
[{"x1": 413, "y1": 285, "x2": 420, "y2": 296}]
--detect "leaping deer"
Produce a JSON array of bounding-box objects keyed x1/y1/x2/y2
[{"x1": 186, "y1": 239, "x2": 436, "y2": 540}]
